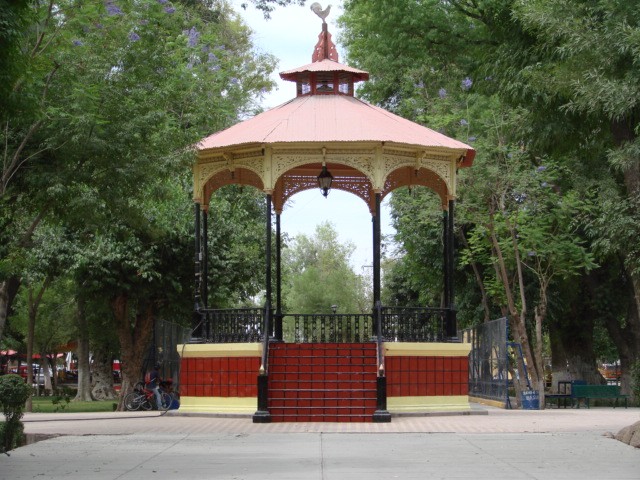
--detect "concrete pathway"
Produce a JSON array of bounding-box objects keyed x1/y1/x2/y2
[{"x1": 1, "y1": 406, "x2": 638, "y2": 479}]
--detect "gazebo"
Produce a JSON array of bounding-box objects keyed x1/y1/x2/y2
[{"x1": 177, "y1": 10, "x2": 475, "y2": 422}]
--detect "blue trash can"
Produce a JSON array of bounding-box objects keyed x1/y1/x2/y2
[{"x1": 521, "y1": 390, "x2": 540, "y2": 409}]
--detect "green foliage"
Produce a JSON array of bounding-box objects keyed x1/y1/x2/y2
[
  {"x1": 1, "y1": 0, "x2": 277, "y2": 346},
  {"x1": 283, "y1": 222, "x2": 367, "y2": 314},
  {"x1": 0, "y1": 374, "x2": 32, "y2": 452},
  {"x1": 384, "y1": 188, "x2": 445, "y2": 307},
  {"x1": 240, "y1": 0, "x2": 306, "y2": 18},
  {"x1": 30, "y1": 397, "x2": 115, "y2": 413},
  {"x1": 207, "y1": 186, "x2": 267, "y2": 307}
]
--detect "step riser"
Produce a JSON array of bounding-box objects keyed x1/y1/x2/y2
[{"x1": 268, "y1": 343, "x2": 378, "y2": 422}]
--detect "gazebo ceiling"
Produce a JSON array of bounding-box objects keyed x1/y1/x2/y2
[{"x1": 193, "y1": 17, "x2": 474, "y2": 214}]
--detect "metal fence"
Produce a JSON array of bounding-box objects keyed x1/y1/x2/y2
[
  {"x1": 381, "y1": 307, "x2": 447, "y2": 342},
  {"x1": 193, "y1": 307, "x2": 454, "y2": 344},
  {"x1": 143, "y1": 318, "x2": 191, "y2": 390},
  {"x1": 460, "y1": 317, "x2": 508, "y2": 406},
  {"x1": 283, "y1": 313, "x2": 373, "y2": 343}
]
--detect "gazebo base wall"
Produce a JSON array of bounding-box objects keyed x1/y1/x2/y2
[
  {"x1": 175, "y1": 341, "x2": 472, "y2": 417},
  {"x1": 177, "y1": 343, "x2": 261, "y2": 415},
  {"x1": 385, "y1": 342, "x2": 472, "y2": 413}
]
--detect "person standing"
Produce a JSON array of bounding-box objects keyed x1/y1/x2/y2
[{"x1": 145, "y1": 363, "x2": 162, "y2": 409}]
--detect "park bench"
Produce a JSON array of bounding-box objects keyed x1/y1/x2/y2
[
  {"x1": 544, "y1": 380, "x2": 585, "y2": 409},
  {"x1": 572, "y1": 384, "x2": 629, "y2": 409}
]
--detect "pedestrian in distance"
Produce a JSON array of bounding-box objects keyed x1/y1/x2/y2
[{"x1": 145, "y1": 363, "x2": 162, "y2": 410}]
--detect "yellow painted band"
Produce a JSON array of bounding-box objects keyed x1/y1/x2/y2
[
  {"x1": 179, "y1": 396, "x2": 256, "y2": 414},
  {"x1": 177, "y1": 343, "x2": 262, "y2": 358},
  {"x1": 469, "y1": 396, "x2": 507, "y2": 409},
  {"x1": 384, "y1": 342, "x2": 471, "y2": 357},
  {"x1": 388, "y1": 395, "x2": 471, "y2": 412}
]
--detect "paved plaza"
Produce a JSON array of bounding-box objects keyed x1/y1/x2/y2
[{"x1": 2, "y1": 406, "x2": 639, "y2": 479}]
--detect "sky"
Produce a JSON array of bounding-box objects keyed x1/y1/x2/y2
[{"x1": 230, "y1": 0, "x2": 395, "y2": 271}]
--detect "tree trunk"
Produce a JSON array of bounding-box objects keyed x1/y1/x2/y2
[
  {"x1": 91, "y1": 348, "x2": 117, "y2": 400},
  {"x1": 111, "y1": 293, "x2": 155, "y2": 410},
  {"x1": 610, "y1": 119, "x2": 640, "y2": 402},
  {"x1": 0, "y1": 277, "x2": 21, "y2": 345},
  {"x1": 74, "y1": 297, "x2": 94, "y2": 402},
  {"x1": 548, "y1": 274, "x2": 604, "y2": 389},
  {"x1": 25, "y1": 293, "x2": 36, "y2": 411},
  {"x1": 41, "y1": 354, "x2": 53, "y2": 393},
  {"x1": 487, "y1": 210, "x2": 539, "y2": 396}
]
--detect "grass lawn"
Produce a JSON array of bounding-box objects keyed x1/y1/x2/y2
[{"x1": 30, "y1": 397, "x2": 118, "y2": 413}]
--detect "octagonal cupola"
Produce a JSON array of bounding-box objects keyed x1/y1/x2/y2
[{"x1": 279, "y1": 20, "x2": 369, "y2": 97}]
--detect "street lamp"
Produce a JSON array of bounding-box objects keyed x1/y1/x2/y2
[{"x1": 317, "y1": 164, "x2": 333, "y2": 197}]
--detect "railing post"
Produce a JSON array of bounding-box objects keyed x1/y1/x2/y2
[
  {"x1": 373, "y1": 301, "x2": 391, "y2": 422},
  {"x1": 253, "y1": 302, "x2": 272, "y2": 423}
]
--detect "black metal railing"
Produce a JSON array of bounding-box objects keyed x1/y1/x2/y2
[
  {"x1": 195, "y1": 306, "x2": 451, "y2": 343},
  {"x1": 199, "y1": 307, "x2": 263, "y2": 343},
  {"x1": 380, "y1": 307, "x2": 447, "y2": 342},
  {"x1": 284, "y1": 313, "x2": 373, "y2": 343}
]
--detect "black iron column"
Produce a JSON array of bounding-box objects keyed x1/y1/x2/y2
[
  {"x1": 275, "y1": 212, "x2": 283, "y2": 341},
  {"x1": 202, "y1": 208, "x2": 209, "y2": 308},
  {"x1": 254, "y1": 193, "x2": 273, "y2": 423},
  {"x1": 372, "y1": 193, "x2": 382, "y2": 307},
  {"x1": 372, "y1": 193, "x2": 391, "y2": 422},
  {"x1": 443, "y1": 208, "x2": 450, "y2": 309},
  {"x1": 193, "y1": 203, "x2": 203, "y2": 338},
  {"x1": 446, "y1": 199, "x2": 457, "y2": 338},
  {"x1": 265, "y1": 194, "x2": 273, "y2": 336}
]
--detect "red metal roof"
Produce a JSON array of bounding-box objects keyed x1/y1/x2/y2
[
  {"x1": 198, "y1": 94, "x2": 475, "y2": 166},
  {"x1": 280, "y1": 59, "x2": 369, "y2": 82}
]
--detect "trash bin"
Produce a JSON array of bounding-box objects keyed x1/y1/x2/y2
[{"x1": 521, "y1": 390, "x2": 540, "y2": 409}]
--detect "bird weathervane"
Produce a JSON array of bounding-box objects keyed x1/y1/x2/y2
[{"x1": 310, "y1": 3, "x2": 331, "y2": 23}]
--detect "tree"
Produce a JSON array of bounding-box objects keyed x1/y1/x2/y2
[
  {"x1": 383, "y1": 187, "x2": 447, "y2": 308},
  {"x1": 0, "y1": 0, "x2": 277, "y2": 344},
  {"x1": 206, "y1": 186, "x2": 268, "y2": 308},
  {"x1": 340, "y1": 0, "x2": 604, "y2": 403},
  {"x1": 283, "y1": 222, "x2": 368, "y2": 315}
]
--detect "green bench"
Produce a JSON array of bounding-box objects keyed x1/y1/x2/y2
[
  {"x1": 572, "y1": 384, "x2": 629, "y2": 409},
  {"x1": 544, "y1": 380, "x2": 585, "y2": 408}
]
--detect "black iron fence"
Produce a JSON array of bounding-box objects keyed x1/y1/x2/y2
[
  {"x1": 198, "y1": 308, "x2": 263, "y2": 343},
  {"x1": 283, "y1": 313, "x2": 373, "y2": 343},
  {"x1": 460, "y1": 317, "x2": 508, "y2": 405},
  {"x1": 380, "y1": 307, "x2": 447, "y2": 342},
  {"x1": 193, "y1": 306, "x2": 455, "y2": 344}
]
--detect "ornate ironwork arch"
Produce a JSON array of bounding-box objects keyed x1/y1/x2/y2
[
  {"x1": 382, "y1": 166, "x2": 450, "y2": 208},
  {"x1": 202, "y1": 167, "x2": 264, "y2": 208},
  {"x1": 272, "y1": 161, "x2": 375, "y2": 213}
]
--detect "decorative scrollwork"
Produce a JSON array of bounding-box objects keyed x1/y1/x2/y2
[
  {"x1": 234, "y1": 156, "x2": 265, "y2": 178},
  {"x1": 422, "y1": 158, "x2": 452, "y2": 188},
  {"x1": 198, "y1": 160, "x2": 226, "y2": 184}
]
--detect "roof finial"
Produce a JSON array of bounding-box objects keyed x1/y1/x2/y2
[{"x1": 310, "y1": 3, "x2": 331, "y2": 23}]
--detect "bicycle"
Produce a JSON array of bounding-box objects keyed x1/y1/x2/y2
[{"x1": 124, "y1": 382, "x2": 172, "y2": 411}]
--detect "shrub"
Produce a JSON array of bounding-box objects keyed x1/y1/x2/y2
[{"x1": 0, "y1": 374, "x2": 32, "y2": 452}]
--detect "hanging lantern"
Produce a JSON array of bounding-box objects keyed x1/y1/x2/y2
[{"x1": 317, "y1": 164, "x2": 333, "y2": 197}]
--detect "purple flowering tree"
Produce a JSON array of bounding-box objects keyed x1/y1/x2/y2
[{"x1": 0, "y1": 0, "x2": 276, "y2": 406}]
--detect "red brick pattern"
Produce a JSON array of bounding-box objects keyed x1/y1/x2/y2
[
  {"x1": 268, "y1": 343, "x2": 378, "y2": 422},
  {"x1": 386, "y1": 356, "x2": 469, "y2": 397},
  {"x1": 179, "y1": 356, "x2": 260, "y2": 397}
]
